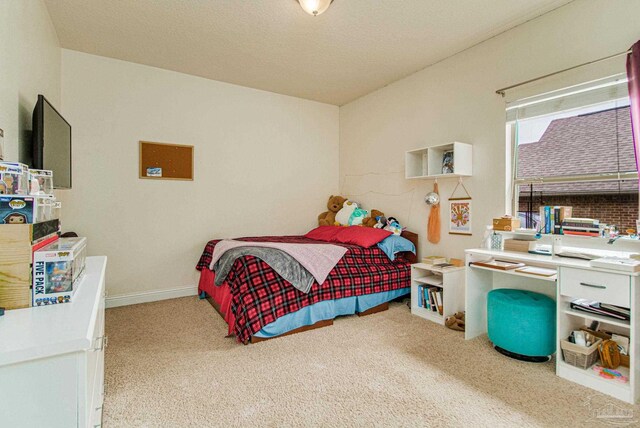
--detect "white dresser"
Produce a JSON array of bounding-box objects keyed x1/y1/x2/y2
[{"x1": 0, "y1": 256, "x2": 107, "y2": 428}]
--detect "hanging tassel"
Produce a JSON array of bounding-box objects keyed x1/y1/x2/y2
[{"x1": 428, "y1": 182, "x2": 441, "y2": 244}]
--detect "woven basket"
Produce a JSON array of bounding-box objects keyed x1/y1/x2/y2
[{"x1": 561, "y1": 339, "x2": 602, "y2": 369}]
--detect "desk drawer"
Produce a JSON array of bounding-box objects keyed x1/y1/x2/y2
[{"x1": 560, "y1": 267, "x2": 630, "y2": 307}]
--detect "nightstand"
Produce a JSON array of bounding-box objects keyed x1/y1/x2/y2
[{"x1": 410, "y1": 263, "x2": 465, "y2": 325}]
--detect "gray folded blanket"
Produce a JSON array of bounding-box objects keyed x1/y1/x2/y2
[{"x1": 212, "y1": 246, "x2": 315, "y2": 294}]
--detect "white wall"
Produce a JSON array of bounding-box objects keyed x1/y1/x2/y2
[
  {"x1": 339, "y1": 0, "x2": 640, "y2": 261},
  {"x1": 0, "y1": 0, "x2": 60, "y2": 162},
  {"x1": 59, "y1": 50, "x2": 339, "y2": 297}
]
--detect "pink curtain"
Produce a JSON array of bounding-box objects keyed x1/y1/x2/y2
[{"x1": 627, "y1": 41, "x2": 640, "y2": 173}]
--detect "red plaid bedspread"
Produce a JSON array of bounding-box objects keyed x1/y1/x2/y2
[{"x1": 196, "y1": 236, "x2": 410, "y2": 343}]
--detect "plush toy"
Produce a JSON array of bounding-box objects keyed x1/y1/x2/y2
[
  {"x1": 362, "y1": 209, "x2": 384, "y2": 227},
  {"x1": 445, "y1": 312, "x2": 465, "y2": 332},
  {"x1": 384, "y1": 216, "x2": 403, "y2": 235},
  {"x1": 318, "y1": 195, "x2": 346, "y2": 226},
  {"x1": 349, "y1": 206, "x2": 368, "y2": 226},
  {"x1": 334, "y1": 200, "x2": 356, "y2": 226}
]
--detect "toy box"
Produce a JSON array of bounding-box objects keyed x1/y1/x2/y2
[
  {"x1": 32, "y1": 237, "x2": 87, "y2": 306},
  {"x1": 0, "y1": 161, "x2": 29, "y2": 195},
  {"x1": 0, "y1": 195, "x2": 36, "y2": 224},
  {"x1": 0, "y1": 195, "x2": 60, "y2": 224},
  {"x1": 29, "y1": 169, "x2": 54, "y2": 196},
  {"x1": 34, "y1": 195, "x2": 60, "y2": 223},
  {"x1": 493, "y1": 217, "x2": 521, "y2": 231}
]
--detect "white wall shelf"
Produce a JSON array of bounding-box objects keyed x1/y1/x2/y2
[{"x1": 405, "y1": 142, "x2": 472, "y2": 179}]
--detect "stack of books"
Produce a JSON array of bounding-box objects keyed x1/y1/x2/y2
[
  {"x1": 430, "y1": 263, "x2": 457, "y2": 272},
  {"x1": 538, "y1": 206, "x2": 572, "y2": 234},
  {"x1": 570, "y1": 299, "x2": 630, "y2": 321},
  {"x1": 562, "y1": 217, "x2": 600, "y2": 237},
  {"x1": 417, "y1": 285, "x2": 443, "y2": 315},
  {"x1": 422, "y1": 256, "x2": 446, "y2": 265}
]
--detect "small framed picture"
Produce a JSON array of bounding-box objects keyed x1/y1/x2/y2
[{"x1": 449, "y1": 198, "x2": 472, "y2": 235}]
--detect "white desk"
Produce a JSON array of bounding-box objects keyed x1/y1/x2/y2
[{"x1": 465, "y1": 248, "x2": 639, "y2": 404}]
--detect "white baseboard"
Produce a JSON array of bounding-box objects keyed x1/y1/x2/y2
[{"x1": 106, "y1": 285, "x2": 198, "y2": 308}]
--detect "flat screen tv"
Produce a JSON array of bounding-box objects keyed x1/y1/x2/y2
[{"x1": 32, "y1": 95, "x2": 72, "y2": 189}]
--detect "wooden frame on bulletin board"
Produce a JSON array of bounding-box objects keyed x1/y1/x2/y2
[{"x1": 139, "y1": 141, "x2": 194, "y2": 181}]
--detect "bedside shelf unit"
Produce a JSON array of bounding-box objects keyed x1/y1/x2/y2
[
  {"x1": 410, "y1": 263, "x2": 465, "y2": 325},
  {"x1": 405, "y1": 142, "x2": 472, "y2": 179}
]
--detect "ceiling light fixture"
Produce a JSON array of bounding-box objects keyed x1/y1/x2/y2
[{"x1": 297, "y1": 0, "x2": 334, "y2": 16}]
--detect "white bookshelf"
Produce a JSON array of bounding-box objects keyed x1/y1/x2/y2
[
  {"x1": 405, "y1": 142, "x2": 472, "y2": 179},
  {"x1": 410, "y1": 263, "x2": 465, "y2": 325}
]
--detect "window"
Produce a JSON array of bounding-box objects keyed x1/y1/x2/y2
[{"x1": 507, "y1": 75, "x2": 638, "y2": 232}]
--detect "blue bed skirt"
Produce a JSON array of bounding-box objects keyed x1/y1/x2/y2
[{"x1": 253, "y1": 287, "x2": 410, "y2": 339}]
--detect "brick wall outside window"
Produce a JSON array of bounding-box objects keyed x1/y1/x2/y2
[{"x1": 519, "y1": 193, "x2": 639, "y2": 231}]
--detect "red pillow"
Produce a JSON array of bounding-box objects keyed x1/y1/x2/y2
[
  {"x1": 335, "y1": 227, "x2": 392, "y2": 248},
  {"x1": 304, "y1": 226, "x2": 343, "y2": 242}
]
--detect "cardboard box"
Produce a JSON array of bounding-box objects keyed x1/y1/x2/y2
[
  {"x1": 32, "y1": 237, "x2": 87, "y2": 306},
  {"x1": 493, "y1": 217, "x2": 521, "y2": 231}
]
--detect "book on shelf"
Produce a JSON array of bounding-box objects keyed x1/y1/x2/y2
[
  {"x1": 429, "y1": 288, "x2": 439, "y2": 314},
  {"x1": 422, "y1": 256, "x2": 446, "y2": 265},
  {"x1": 600, "y1": 303, "x2": 630, "y2": 317},
  {"x1": 416, "y1": 285, "x2": 442, "y2": 314},
  {"x1": 424, "y1": 287, "x2": 430, "y2": 310},
  {"x1": 538, "y1": 206, "x2": 572, "y2": 234},
  {"x1": 570, "y1": 299, "x2": 630, "y2": 321},
  {"x1": 471, "y1": 260, "x2": 525, "y2": 270},
  {"x1": 562, "y1": 217, "x2": 599, "y2": 228},
  {"x1": 562, "y1": 230, "x2": 600, "y2": 237},
  {"x1": 430, "y1": 262, "x2": 456, "y2": 272},
  {"x1": 434, "y1": 290, "x2": 443, "y2": 315}
]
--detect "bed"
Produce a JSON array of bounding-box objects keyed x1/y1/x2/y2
[{"x1": 196, "y1": 230, "x2": 418, "y2": 344}]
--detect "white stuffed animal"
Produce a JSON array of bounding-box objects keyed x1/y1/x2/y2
[{"x1": 334, "y1": 200, "x2": 357, "y2": 226}]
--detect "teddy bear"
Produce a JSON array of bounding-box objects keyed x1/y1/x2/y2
[
  {"x1": 362, "y1": 209, "x2": 384, "y2": 227},
  {"x1": 318, "y1": 195, "x2": 347, "y2": 226}
]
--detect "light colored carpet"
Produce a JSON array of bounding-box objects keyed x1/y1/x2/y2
[{"x1": 104, "y1": 297, "x2": 639, "y2": 427}]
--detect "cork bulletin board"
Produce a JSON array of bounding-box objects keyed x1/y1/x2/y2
[{"x1": 139, "y1": 141, "x2": 194, "y2": 181}]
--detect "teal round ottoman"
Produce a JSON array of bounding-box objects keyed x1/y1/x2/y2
[{"x1": 487, "y1": 289, "x2": 556, "y2": 362}]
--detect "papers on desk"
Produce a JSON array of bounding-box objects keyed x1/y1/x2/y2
[
  {"x1": 590, "y1": 257, "x2": 640, "y2": 273},
  {"x1": 471, "y1": 260, "x2": 525, "y2": 270},
  {"x1": 514, "y1": 266, "x2": 557, "y2": 277},
  {"x1": 555, "y1": 251, "x2": 599, "y2": 261}
]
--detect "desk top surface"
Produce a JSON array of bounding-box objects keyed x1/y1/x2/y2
[{"x1": 465, "y1": 248, "x2": 639, "y2": 276}]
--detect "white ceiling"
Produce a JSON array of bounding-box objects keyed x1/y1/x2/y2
[{"x1": 44, "y1": 0, "x2": 573, "y2": 106}]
